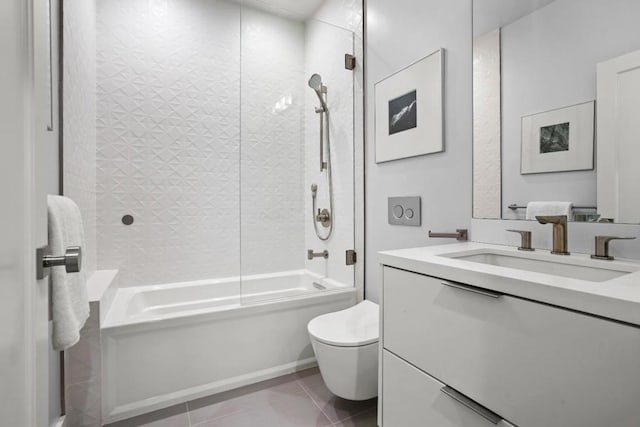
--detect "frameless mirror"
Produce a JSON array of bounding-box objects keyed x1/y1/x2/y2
[{"x1": 473, "y1": 0, "x2": 640, "y2": 224}]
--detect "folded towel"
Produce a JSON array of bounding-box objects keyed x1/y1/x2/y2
[
  {"x1": 48, "y1": 195, "x2": 89, "y2": 351},
  {"x1": 526, "y1": 201, "x2": 574, "y2": 221}
]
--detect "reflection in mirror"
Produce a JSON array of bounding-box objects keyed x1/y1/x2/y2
[{"x1": 472, "y1": 0, "x2": 640, "y2": 224}]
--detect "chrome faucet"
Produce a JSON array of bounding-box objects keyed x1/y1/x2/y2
[{"x1": 536, "y1": 215, "x2": 570, "y2": 255}]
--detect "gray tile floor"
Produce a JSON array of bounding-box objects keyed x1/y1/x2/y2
[{"x1": 105, "y1": 368, "x2": 378, "y2": 427}]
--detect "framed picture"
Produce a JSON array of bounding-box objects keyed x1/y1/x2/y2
[
  {"x1": 521, "y1": 101, "x2": 595, "y2": 174},
  {"x1": 375, "y1": 49, "x2": 444, "y2": 163}
]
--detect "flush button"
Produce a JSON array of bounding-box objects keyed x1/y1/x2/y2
[{"x1": 388, "y1": 197, "x2": 421, "y2": 226}]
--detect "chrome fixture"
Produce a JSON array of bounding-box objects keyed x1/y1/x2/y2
[
  {"x1": 536, "y1": 215, "x2": 569, "y2": 255},
  {"x1": 316, "y1": 208, "x2": 331, "y2": 228},
  {"x1": 307, "y1": 249, "x2": 329, "y2": 260},
  {"x1": 591, "y1": 236, "x2": 636, "y2": 261},
  {"x1": 428, "y1": 229, "x2": 469, "y2": 241},
  {"x1": 308, "y1": 73, "x2": 328, "y2": 113},
  {"x1": 388, "y1": 196, "x2": 421, "y2": 226},
  {"x1": 36, "y1": 246, "x2": 82, "y2": 280},
  {"x1": 440, "y1": 280, "x2": 502, "y2": 299},
  {"x1": 440, "y1": 386, "x2": 502, "y2": 424},
  {"x1": 507, "y1": 230, "x2": 534, "y2": 251},
  {"x1": 344, "y1": 54, "x2": 356, "y2": 70},
  {"x1": 308, "y1": 74, "x2": 328, "y2": 171},
  {"x1": 345, "y1": 249, "x2": 357, "y2": 266},
  {"x1": 508, "y1": 203, "x2": 596, "y2": 211},
  {"x1": 309, "y1": 73, "x2": 334, "y2": 241}
]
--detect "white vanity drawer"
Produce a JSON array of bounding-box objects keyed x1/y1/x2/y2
[
  {"x1": 383, "y1": 350, "x2": 516, "y2": 427},
  {"x1": 382, "y1": 266, "x2": 640, "y2": 427}
]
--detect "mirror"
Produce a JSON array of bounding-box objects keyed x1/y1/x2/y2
[{"x1": 473, "y1": 0, "x2": 640, "y2": 223}]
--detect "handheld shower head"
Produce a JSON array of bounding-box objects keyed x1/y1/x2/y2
[
  {"x1": 308, "y1": 74, "x2": 323, "y2": 91},
  {"x1": 308, "y1": 73, "x2": 328, "y2": 112},
  {"x1": 311, "y1": 184, "x2": 318, "y2": 198}
]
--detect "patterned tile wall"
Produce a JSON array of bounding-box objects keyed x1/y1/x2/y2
[
  {"x1": 63, "y1": 0, "x2": 97, "y2": 278},
  {"x1": 96, "y1": 0, "x2": 316, "y2": 286},
  {"x1": 240, "y1": 8, "x2": 306, "y2": 275},
  {"x1": 96, "y1": 0, "x2": 242, "y2": 286}
]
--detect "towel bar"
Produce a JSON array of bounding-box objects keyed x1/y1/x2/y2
[{"x1": 508, "y1": 204, "x2": 596, "y2": 211}]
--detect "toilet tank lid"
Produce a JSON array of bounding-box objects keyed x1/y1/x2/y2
[{"x1": 308, "y1": 300, "x2": 379, "y2": 347}]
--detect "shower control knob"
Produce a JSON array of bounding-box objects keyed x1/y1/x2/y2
[{"x1": 316, "y1": 209, "x2": 332, "y2": 228}]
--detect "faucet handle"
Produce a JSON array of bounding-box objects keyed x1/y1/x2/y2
[
  {"x1": 591, "y1": 236, "x2": 636, "y2": 261},
  {"x1": 507, "y1": 230, "x2": 534, "y2": 251}
]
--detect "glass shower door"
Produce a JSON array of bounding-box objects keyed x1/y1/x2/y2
[{"x1": 239, "y1": 9, "x2": 356, "y2": 305}]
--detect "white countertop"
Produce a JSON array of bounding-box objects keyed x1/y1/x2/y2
[{"x1": 378, "y1": 242, "x2": 640, "y2": 326}]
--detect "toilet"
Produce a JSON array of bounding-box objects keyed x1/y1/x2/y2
[{"x1": 308, "y1": 300, "x2": 379, "y2": 401}]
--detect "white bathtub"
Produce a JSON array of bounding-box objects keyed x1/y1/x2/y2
[{"x1": 101, "y1": 270, "x2": 356, "y2": 423}]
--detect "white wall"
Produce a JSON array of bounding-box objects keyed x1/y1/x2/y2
[
  {"x1": 365, "y1": 0, "x2": 473, "y2": 302},
  {"x1": 63, "y1": 0, "x2": 97, "y2": 278},
  {"x1": 499, "y1": 0, "x2": 640, "y2": 219}
]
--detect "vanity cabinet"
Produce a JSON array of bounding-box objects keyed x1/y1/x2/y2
[
  {"x1": 383, "y1": 350, "x2": 516, "y2": 427},
  {"x1": 381, "y1": 266, "x2": 640, "y2": 427}
]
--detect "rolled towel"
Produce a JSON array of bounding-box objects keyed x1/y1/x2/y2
[
  {"x1": 526, "y1": 201, "x2": 574, "y2": 221},
  {"x1": 48, "y1": 195, "x2": 89, "y2": 351}
]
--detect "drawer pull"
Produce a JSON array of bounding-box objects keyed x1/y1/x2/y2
[
  {"x1": 440, "y1": 281, "x2": 502, "y2": 299},
  {"x1": 441, "y1": 386, "x2": 502, "y2": 424}
]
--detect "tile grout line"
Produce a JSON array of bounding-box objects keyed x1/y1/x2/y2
[{"x1": 295, "y1": 378, "x2": 336, "y2": 426}]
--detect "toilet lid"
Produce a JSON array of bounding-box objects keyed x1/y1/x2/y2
[{"x1": 308, "y1": 300, "x2": 379, "y2": 347}]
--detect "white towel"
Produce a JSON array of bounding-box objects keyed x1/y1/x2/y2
[
  {"x1": 526, "y1": 201, "x2": 574, "y2": 221},
  {"x1": 48, "y1": 195, "x2": 89, "y2": 351}
]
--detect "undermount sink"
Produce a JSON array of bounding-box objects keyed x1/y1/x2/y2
[{"x1": 442, "y1": 250, "x2": 637, "y2": 282}]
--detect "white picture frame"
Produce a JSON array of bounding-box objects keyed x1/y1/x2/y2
[
  {"x1": 521, "y1": 101, "x2": 595, "y2": 174},
  {"x1": 375, "y1": 49, "x2": 444, "y2": 163}
]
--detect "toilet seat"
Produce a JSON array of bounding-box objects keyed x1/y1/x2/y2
[{"x1": 308, "y1": 300, "x2": 379, "y2": 347}]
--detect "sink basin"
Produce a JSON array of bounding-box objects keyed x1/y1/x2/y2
[{"x1": 442, "y1": 251, "x2": 636, "y2": 282}]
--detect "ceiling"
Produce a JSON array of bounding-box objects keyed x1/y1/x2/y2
[
  {"x1": 231, "y1": 0, "x2": 325, "y2": 21},
  {"x1": 474, "y1": 0, "x2": 557, "y2": 36}
]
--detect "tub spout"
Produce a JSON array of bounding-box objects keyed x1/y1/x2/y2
[{"x1": 307, "y1": 249, "x2": 329, "y2": 260}]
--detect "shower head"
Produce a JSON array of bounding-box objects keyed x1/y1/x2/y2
[
  {"x1": 308, "y1": 73, "x2": 328, "y2": 112},
  {"x1": 308, "y1": 73, "x2": 323, "y2": 91}
]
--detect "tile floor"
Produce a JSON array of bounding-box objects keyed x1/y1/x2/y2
[{"x1": 105, "y1": 368, "x2": 378, "y2": 427}]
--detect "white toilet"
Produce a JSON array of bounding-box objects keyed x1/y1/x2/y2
[{"x1": 307, "y1": 300, "x2": 379, "y2": 401}]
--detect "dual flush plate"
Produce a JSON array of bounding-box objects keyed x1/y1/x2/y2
[{"x1": 388, "y1": 197, "x2": 421, "y2": 226}]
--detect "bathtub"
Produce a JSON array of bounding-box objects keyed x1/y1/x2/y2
[{"x1": 101, "y1": 270, "x2": 356, "y2": 423}]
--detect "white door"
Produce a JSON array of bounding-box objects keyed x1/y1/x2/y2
[
  {"x1": 1, "y1": 0, "x2": 51, "y2": 425},
  {"x1": 597, "y1": 49, "x2": 640, "y2": 223}
]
